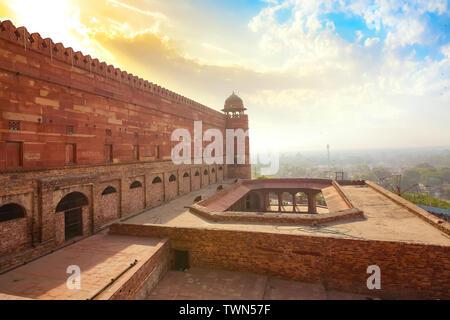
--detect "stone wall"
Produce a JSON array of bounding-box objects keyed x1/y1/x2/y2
[
  {"x1": 97, "y1": 180, "x2": 121, "y2": 227},
  {"x1": 0, "y1": 20, "x2": 227, "y2": 170},
  {"x1": 0, "y1": 160, "x2": 222, "y2": 272},
  {"x1": 0, "y1": 217, "x2": 30, "y2": 256},
  {"x1": 0, "y1": 19, "x2": 242, "y2": 272},
  {"x1": 109, "y1": 224, "x2": 450, "y2": 300},
  {"x1": 102, "y1": 239, "x2": 171, "y2": 300}
]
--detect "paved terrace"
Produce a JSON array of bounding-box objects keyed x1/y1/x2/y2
[
  {"x1": 0, "y1": 234, "x2": 167, "y2": 300},
  {"x1": 123, "y1": 180, "x2": 450, "y2": 245}
]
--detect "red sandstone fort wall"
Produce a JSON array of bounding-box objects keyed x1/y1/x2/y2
[
  {"x1": 0, "y1": 20, "x2": 239, "y2": 271},
  {"x1": 0, "y1": 20, "x2": 227, "y2": 171},
  {"x1": 109, "y1": 224, "x2": 450, "y2": 300}
]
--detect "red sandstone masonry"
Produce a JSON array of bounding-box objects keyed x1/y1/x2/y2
[
  {"x1": 98, "y1": 238, "x2": 170, "y2": 300},
  {"x1": 109, "y1": 223, "x2": 450, "y2": 299},
  {"x1": 189, "y1": 203, "x2": 363, "y2": 225},
  {"x1": 0, "y1": 19, "x2": 232, "y2": 172},
  {"x1": 0, "y1": 161, "x2": 221, "y2": 272},
  {"x1": 0, "y1": 20, "x2": 220, "y2": 119},
  {"x1": 0, "y1": 20, "x2": 241, "y2": 270}
]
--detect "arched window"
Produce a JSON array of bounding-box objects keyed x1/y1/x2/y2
[
  {"x1": 101, "y1": 186, "x2": 117, "y2": 195},
  {"x1": 183, "y1": 172, "x2": 189, "y2": 178},
  {"x1": 212, "y1": 168, "x2": 216, "y2": 173},
  {"x1": 218, "y1": 166, "x2": 223, "y2": 171},
  {"x1": 194, "y1": 171, "x2": 200, "y2": 177},
  {"x1": 0, "y1": 203, "x2": 25, "y2": 222},
  {"x1": 152, "y1": 176, "x2": 162, "y2": 184},
  {"x1": 130, "y1": 181, "x2": 142, "y2": 189},
  {"x1": 204, "y1": 169, "x2": 208, "y2": 175},
  {"x1": 56, "y1": 192, "x2": 88, "y2": 212},
  {"x1": 169, "y1": 174, "x2": 176, "y2": 182}
]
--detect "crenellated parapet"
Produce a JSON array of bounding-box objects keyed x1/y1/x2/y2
[{"x1": 0, "y1": 19, "x2": 218, "y2": 116}]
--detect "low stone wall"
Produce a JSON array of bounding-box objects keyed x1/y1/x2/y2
[
  {"x1": 0, "y1": 239, "x2": 56, "y2": 274},
  {"x1": 332, "y1": 180, "x2": 356, "y2": 208},
  {"x1": 99, "y1": 238, "x2": 170, "y2": 300},
  {"x1": 366, "y1": 181, "x2": 450, "y2": 235},
  {"x1": 189, "y1": 203, "x2": 363, "y2": 225},
  {"x1": 109, "y1": 223, "x2": 450, "y2": 300}
]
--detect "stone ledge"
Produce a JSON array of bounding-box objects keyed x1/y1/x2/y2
[
  {"x1": 332, "y1": 180, "x2": 355, "y2": 208},
  {"x1": 189, "y1": 203, "x2": 364, "y2": 225}
]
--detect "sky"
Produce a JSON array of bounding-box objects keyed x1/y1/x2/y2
[{"x1": 0, "y1": 0, "x2": 449, "y2": 153}]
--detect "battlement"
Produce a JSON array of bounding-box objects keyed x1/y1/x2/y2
[{"x1": 0, "y1": 19, "x2": 221, "y2": 117}]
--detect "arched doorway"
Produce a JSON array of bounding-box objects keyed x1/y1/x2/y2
[{"x1": 56, "y1": 192, "x2": 88, "y2": 241}]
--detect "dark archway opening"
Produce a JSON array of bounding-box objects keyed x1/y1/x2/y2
[
  {"x1": 56, "y1": 192, "x2": 88, "y2": 241},
  {"x1": 101, "y1": 186, "x2": 117, "y2": 195},
  {"x1": 172, "y1": 250, "x2": 189, "y2": 271},
  {"x1": 130, "y1": 181, "x2": 142, "y2": 189},
  {"x1": 152, "y1": 176, "x2": 162, "y2": 184},
  {"x1": 0, "y1": 203, "x2": 25, "y2": 222}
]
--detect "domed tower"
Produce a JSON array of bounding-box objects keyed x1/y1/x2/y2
[{"x1": 222, "y1": 92, "x2": 251, "y2": 179}]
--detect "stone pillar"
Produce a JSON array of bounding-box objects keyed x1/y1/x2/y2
[
  {"x1": 307, "y1": 191, "x2": 317, "y2": 214},
  {"x1": 292, "y1": 193, "x2": 296, "y2": 212},
  {"x1": 264, "y1": 192, "x2": 270, "y2": 211},
  {"x1": 277, "y1": 192, "x2": 282, "y2": 212}
]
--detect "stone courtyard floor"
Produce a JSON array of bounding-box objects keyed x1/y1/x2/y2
[
  {"x1": 148, "y1": 267, "x2": 377, "y2": 300},
  {"x1": 0, "y1": 234, "x2": 167, "y2": 300}
]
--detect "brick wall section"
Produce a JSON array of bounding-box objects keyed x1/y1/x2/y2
[
  {"x1": 201, "y1": 169, "x2": 210, "y2": 186},
  {"x1": 191, "y1": 173, "x2": 201, "y2": 191},
  {"x1": 217, "y1": 167, "x2": 224, "y2": 182},
  {"x1": 165, "y1": 172, "x2": 178, "y2": 201},
  {"x1": 210, "y1": 169, "x2": 217, "y2": 184},
  {"x1": 180, "y1": 174, "x2": 190, "y2": 195},
  {"x1": 127, "y1": 176, "x2": 145, "y2": 214},
  {"x1": 109, "y1": 224, "x2": 450, "y2": 299},
  {"x1": 0, "y1": 161, "x2": 219, "y2": 272},
  {"x1": 99, "y1": 192, "x2": 120, "y2": 223},
  {"x1": 0, "y1": 21, "x2": 227, "y2": 170},
  {"x1": 149, "y1": 175, "x2": 164, "y2": 205},
  {"x1": 189, "y1": 204, "x2": 363, "y2": 225},
  {"x1": 0, "y1": 218, "x2": 30, "y2": 256},
  {"x1": 97, "y1": 181, "x2": 121, "y2": 227},
  {"x1": 0, "y1": 240, "x2": 56, "y2": 273},
  {"x1": 0, "y1": 191, "x2": 33, "y2": 255}
]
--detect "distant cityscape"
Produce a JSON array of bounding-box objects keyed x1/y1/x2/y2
[{"x1": 253, "y1": 145, "x2": 450, "y2": 203}]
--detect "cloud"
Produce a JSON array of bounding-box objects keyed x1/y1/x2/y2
[
  {"x1": 1, "y1": 0, "x2": 449, "y2": 151},
  {"x1": 364, "y1": 37, "x2": 380, "y2": 47},
  {"x1": 106, "y1": 0, "x2": 167, "y2": 20},
  {"x1": 442, "y1": 44, "x2": 450, "y2": 58},
  {"x1": 243, "y1": 0, "x2": 450, "y2": 150}
]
